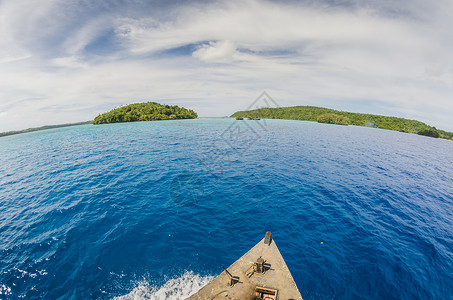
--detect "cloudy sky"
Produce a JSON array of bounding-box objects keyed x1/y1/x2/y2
[{"x1": 1, "y1": 0, "x2": 452, "y2": 132}]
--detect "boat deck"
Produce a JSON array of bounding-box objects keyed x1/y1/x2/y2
[{"x1": 187, "y1": 232, "x2": 302, "y2": 300}]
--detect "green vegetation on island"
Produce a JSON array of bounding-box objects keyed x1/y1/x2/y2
[
  {"x1": 317, "y1": 113, "x2": 350, "y2": 125},
  {"x1": 0, "y1": 121, "x2": 92, "y2": 138},
  {"x1": 93, "y1": 102, "x2": 198, "y2": 125},
  {"x1": 231, "y1": 106, "x2": 453, "y2": 140}
]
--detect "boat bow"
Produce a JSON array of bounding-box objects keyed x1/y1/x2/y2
[{"x1": 187, "y1": 232, "x2": 302, "y2": 300}]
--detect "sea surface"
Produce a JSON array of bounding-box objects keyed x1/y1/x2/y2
[{"x1": 0, "y1": 118, "x2": 452, "y2": 299}]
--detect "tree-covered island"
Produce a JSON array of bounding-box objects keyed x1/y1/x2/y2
[
  {"x1": 93, "y1": 102, "x2": 198, "y2": 125},
  {"x1": 231, "y1": 106, "x2": 453, "y2": 141}
]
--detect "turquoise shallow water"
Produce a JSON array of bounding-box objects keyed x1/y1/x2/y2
[{"x1": 0, "y1": 118, "x2": 452, "y2": 299}]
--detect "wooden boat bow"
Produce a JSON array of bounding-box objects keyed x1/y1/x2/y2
[{"x1": 187, "y1": 232, "x2": 303, "y2": 300}]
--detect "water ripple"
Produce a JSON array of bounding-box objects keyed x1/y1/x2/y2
[{"x1": 0, "y1": 120, "x2": 452, "y2": 299}]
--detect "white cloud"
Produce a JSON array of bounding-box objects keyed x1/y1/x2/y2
[
  {"x1": 192, "y1": 40, "x2": 238, "y2": 62},
  {"x1": 0, "y1": 0, "x2": 453, "y2": 132},
  {"x1": 52, "y1": 56, "x2": 89, "y2": 69},
  {"x1": 61, "y1": 16, "x2": 114, "y2": 56}
]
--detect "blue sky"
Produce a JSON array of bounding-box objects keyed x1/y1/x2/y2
[{"x1": 1, "y1": 0, "x2": 452, "y2": 132}]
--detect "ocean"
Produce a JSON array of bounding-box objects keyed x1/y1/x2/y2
[{"x1": 0, "y1": 118, "x2": 452, "y2": 299}]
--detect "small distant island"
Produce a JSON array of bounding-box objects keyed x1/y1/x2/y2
[
  {"x1": 231, "y1": 106, "x2": 453, "y2": 141},
  {"x1": 0, "y1": 121, "x2": 92, "y2": 138},
  {"x1": 93, "y1": 102, "x2": 198, "y2": 125}
]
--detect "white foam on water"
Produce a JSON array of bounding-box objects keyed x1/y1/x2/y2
[
  {"x1": 113, "y1": 271, "x2": 214, "y2": 300},
  {"x1": 0, "y1": 284, "x2": 12, "y2": 295}
]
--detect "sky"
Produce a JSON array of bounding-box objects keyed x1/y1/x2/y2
[{"x1": 0, "y1": 0, "x2": 452, "y2": 132}]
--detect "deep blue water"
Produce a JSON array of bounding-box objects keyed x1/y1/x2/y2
[{"x1": 0, "y1": 118, "x2": 452, "y2": 299}]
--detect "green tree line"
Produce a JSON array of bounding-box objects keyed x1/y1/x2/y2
[
  {"x1": 231, "y1": 106, "x2": 453, "y2": 141},
  {"x1": 93, "y1": 102, "x2": 198, "y2": 125}
]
